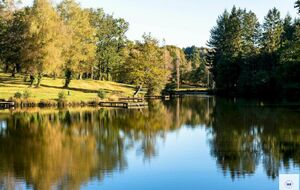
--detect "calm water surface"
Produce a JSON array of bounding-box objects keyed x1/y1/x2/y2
[{"x1": 0, "y1": 96, "x2": 299, "y2": 190}]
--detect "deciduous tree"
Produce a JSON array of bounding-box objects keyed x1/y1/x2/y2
[
  {"x1": 122, "y1": 34, "x2": 169, "y2": 95},
  {"x1": 22, "y1": 0, "x2": 66, "y2": 87},
  {"x1": 58, "y1": 0, "x2": 96, "y2": 87}
]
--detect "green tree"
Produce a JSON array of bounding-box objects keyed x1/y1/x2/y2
[
  {"x1": 58, "y1": 0, "x2": 96, "y2": 87},
  {"x1": 279, "y1": 24, "x2": 300, "y2": 97},
  {"x1": 237, "y1": 11, "x2": 260, "y2": 93},
  {"x1": 254, "y1": 8, "x2": 284, "y2": 94},
  {"x1": 261, "y1": 8, "x2": 283, "y2": 53},
  {"x1": 90, "y1": 9, "x2": 128, "y2": 81},
  {"x1": 282, "y1": 14, "x2": 295, "y2": 43},
  {"x1": 208, "y1": 7, "x2": 244, "y2": 91},
  {"x1": 295, "y1": 0, "x2": 300, "y2": 14},
  {"x1": 183, "y1": 46, "x2": 209, "y2": 85},
  {"x1": 165, "y1": 45, "x2": 189, "y2": 89},
  {"x1": 184, "y1": 46, "x2": 201, "y2": 70},
  {"x1": 0, "y1": 5, "x2": 28, "y2": 77},
  {"x1": 121, "y1": 34, "x2": 169, "y2": 95},
  {"x1": 208, "y1": 7, "x2": 287, "y2": 95}
]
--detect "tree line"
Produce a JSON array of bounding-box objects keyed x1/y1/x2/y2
[
  {"x1": 208, "y1": 2, "x2": 300, "y2": 97},
  {"x1": 0, "y1": 0, "x2": 209, "y2": 96}
]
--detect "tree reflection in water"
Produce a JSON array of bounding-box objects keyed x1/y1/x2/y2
[
  {"x1": 0, "y1": 96, "x2": 299, "y2": 189},
  {"x1": 209, "y1": 98, "x2": 300, "y2": 179}
]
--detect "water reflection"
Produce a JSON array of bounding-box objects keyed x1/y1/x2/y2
[
  {"x1": 209, "y1": 98, "x2": 300, "y2": 179},
  {"x1": 0, "y1": 96, "x2": 299, "y2": 189}
]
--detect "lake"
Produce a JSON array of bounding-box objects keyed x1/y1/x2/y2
[{"x1": 0, "y1": 96, "x2": 299, "y2": 190}]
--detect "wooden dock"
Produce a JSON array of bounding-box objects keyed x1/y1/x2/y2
[
  {"x1": 0, "y1": 101, "x2": 15, "y2": 109},
  {"x1": 144, "y1": 95, "x2": 170, "y2": 100},
  {"x1": 119, "y1": 97, "x2": 144, "y2": 102},
  {"x1": 99, "y1": 101, "x2": 148, "y2": 109}
]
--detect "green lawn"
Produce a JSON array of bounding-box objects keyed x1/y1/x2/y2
[
  {"x1": 174, "y1": 84, "x2": 208, "y2": 92},
  {"x1": 0, "y1": 73, "x2": 136, "y2": 101}
]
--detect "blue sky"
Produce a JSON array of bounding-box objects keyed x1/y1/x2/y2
[{"x1": 24, "y1": 0, "x2": 298, "y2": 47}]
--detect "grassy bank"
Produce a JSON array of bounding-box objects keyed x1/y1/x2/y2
[
  {"x1": 170, "y1": 84, "x2": 208, "y2": 92},
  {"x1": 0, "y1": 73, "x2": 137, "y2": 102}
]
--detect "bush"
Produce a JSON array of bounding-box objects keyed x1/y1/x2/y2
[
  {"x1": 58, "y1": 91, "x2": 67, "y2": 102},
  {"x1": 23, "y1": 89, "x2": 32, "y2": 99},
  {"x1": 97, "y1": 90, "x2": 107, "y2": 99},
  {"x1": 108, "y1": 94, "x2": 119, "y2": 101},
  {"x1": 14, "y1": 91, "x2": 22, "y2": 99}
]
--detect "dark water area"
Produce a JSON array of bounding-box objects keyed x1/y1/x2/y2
[{"x1": 0, "y1": 96, "x2": 299, "y2": 190}]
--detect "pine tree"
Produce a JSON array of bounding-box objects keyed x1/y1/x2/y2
[
  {"x1": 238, "y1": 11, "x2": 260, "y2": 92},
  {"x1": 282, "y1": 14, "x2": 295, "y2": 43},
  {"x1": 208, "y1": 7, "x2": 244, "y2": 90},
  {"x1": 279, "y1": 24, "x2": 300, "y2": 93},
  {"x1": 295, "y1": 0, "x2": 300, "y2": 14},
  {"x1": 261, "y1": 8, "x2": 284, "y2": 53}
]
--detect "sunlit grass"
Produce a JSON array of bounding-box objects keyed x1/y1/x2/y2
[
  {"x1": 0, "y1": 73, "x2": 135, "y2": 101},
  {"x1": 174, "y1": 84, "x2": 208, "y2": 92}
]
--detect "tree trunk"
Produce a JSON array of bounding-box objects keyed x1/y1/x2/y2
[
  {"x1": 133, "y1": 85, "x2": 142, "y2": 98},
  {"x1": 78, "y1": 73, "x2": 82, "y2": 80},
  {"x1": 64, "y1": 70, "x2": 72, "y2": 88},
  {"x1": 29, "y1": 75, "x2": 35, "y2": 87},
  {"x1": 4, "y1": 64, "x2": 9, "y2": 73},
  {"x1": 176, "y1": 58, "x2": 180, "y2": 89},
  {"x1": 36, "y1": 73, "x2": 42, "y2": 88},
  {"x1": 11, "y1": 66, "x2": 16, "y2": 77},
  {"x1": 91, "y1": 67, "x2": 94, "y2": 80},
  {"x1": 23, "y1": 74, "x2": 28, "y2": 82},
  {"x1": 97, "y1": 65, "x2": 102, "y2": 80}
]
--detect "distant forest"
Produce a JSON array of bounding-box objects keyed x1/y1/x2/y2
[{"x1": 0, "y1": 0, "x2": 300, "y2": 97}]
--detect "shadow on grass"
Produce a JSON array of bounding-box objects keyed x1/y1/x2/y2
[
  {"x1": 0, "y1": 74, "x2": 134, "y2": 95},
  {"x1": 0, "y1": 76, "x2": 29, "y2": 86},
  {"x1": 41, "y1": 84, "x2": 123, "y2": 94},
  {"x1": 110, "y1": 82, "x2": 136, "y2": 89}
]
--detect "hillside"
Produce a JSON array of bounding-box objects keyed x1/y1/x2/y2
[{"x1": 0, "y1": 73, "x2": 136, "y2": 101}]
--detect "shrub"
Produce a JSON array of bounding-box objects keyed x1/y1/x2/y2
[
  {"x1": 14, "y1": 92, "x2": 22, "y2": 99},
  {"x1": 23, "y1": 89, "x2": 32, "y2": 99},
  {"x1": 97, "y1": 90, "x2": 107, "y2": 99},
  {"x1": 108, "y1": 94, "x2": 119, "y2": 101},
  {"x1": 58, "y1": 91, "x2": 67, "y2": 102}
]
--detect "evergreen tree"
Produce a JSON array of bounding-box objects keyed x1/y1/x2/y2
[
  {"x1": 295, "y1": 0, "x2": 300, "y2": 14},
  {"x1": 261, "y1": 8, "x2": 283, "y2": 53},
  {"x1": 184, "y1": 46, "x2": 201, "y2": 70},
  {"x1": 208, "y1": 7, "x2": 244, "y2": 91},
  {"x1": 238, "y1": 11, "x2": 260, "y2": 92},
  {"x1": 282, "y1": 14, "x2": 295, "y2": 43},
  {"x1": 183, "y1": 46, "x2": 209, "y2": 85},
  {"x1": 279, "y1": 23, "x2": 300, "y2": 97}
]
